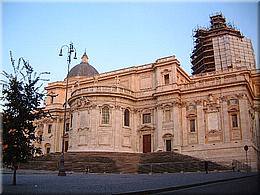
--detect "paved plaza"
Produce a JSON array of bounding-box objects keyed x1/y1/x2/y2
[{"x1": 1, "y1": 170, "x2": 258, "y2": 194}]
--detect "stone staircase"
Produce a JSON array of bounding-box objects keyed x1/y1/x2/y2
[
  {"x1": 138, "y1": 152, "x2": 230, "y2": 173},
  {"x1": 20, "y1": 151, "x2": 230, "y2": 173},
  {"x1": 19, "y1": 152, "x2": 60, "y2": 171},
  {"x1": 64, "y1": 152, "x2": 140, "y2": 173}
]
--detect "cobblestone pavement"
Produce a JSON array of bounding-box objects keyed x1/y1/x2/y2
[{"x1": 1, "y1": 170, "x2": 258, "y2": 195}]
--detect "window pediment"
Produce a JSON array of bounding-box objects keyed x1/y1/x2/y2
[
  {"x1": 139, "y1": 125, "x2": 154, "y2": 132},
  {"x1": 161, "y1": 68, "x2": 171, "y2": 74}
]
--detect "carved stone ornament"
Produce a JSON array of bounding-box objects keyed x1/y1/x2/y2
[
  {"x1": 205, "y1": 104, "x2": 220, "y2": 112},
  {"x1": 74, "y1": 96, "x2": 91, "y2": 109},
  {"x1": 203, "y1": 94, "x2": 221, "y2": 112}
]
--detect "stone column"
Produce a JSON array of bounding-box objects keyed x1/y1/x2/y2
[
  {"x1": 53, "y1": 119, "x2": 59, "y2": 152},
  {"x1": 255, "y1": 110, "x2": 260, "y2": 147},
  {"x1": 171, "y1": 64, "x2": 177, "y2": 84},
  {"x1": 197, "y1": 104, "x2": 205, "y2": 144},
  {"x1": 239, "y1": 96, "x2": 250, "y2": 142},
  {"x1": 182, "y1": 105, "x2": 188, "y2": 146},
  {"x1": 156, "y1": 107, "x2": 163, "y2": 151},
  {"x1": 57, "y1": 118, "x2": 63, "y2": 152},
  {"x1": 222, "y1": 100, "x2": 230, "y2": 143},
  {"x1": 173, "y1": 104, "x2": 180, "y2": 147},
  {"x1": 133, "y1": 109, "x2": 139, "y2": 152},
  {"x1": 114, "y1": 106, "x2": 121, "y2": 151},
  {"x1": 91, "y1": 106, "x2": 99, "y2": 148}
]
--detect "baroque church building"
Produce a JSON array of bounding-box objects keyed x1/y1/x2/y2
[{"x1": 35, "y1": 14, "x2": 260, "y2": 170}]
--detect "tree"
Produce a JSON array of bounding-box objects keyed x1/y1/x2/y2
[{"x1": 1, "y1": 51, "x2": 49, "y2": 185}]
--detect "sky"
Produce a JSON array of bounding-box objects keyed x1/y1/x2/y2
[{"x1": 1, "y1": 0, "x2": 259, "y2": 83}]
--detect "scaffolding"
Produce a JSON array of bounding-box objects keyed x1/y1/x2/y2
[{"x1": 191, "y1": 14, "x2": 254, "y2": 75}]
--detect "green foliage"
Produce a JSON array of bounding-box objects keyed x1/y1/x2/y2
[{"x1": 1, "y1": 51, "x2": 49, "y2": 169}]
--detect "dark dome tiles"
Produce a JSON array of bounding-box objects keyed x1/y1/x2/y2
[{"x1": 68, "y1": 63, "x2": 99, "y2": 78}]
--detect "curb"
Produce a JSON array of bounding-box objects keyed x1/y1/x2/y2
[{"x1": 115, "y1": 174, "x2": 259, "y2": 195}]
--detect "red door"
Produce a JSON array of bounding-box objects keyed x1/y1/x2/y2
[{"x1": 143, "y1": 134, "x2": 151, "y2": 153}]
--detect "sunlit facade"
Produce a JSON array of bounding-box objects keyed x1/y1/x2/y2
[{"x1": 35, "y1": 14, "x2": 260, "y2": 170}]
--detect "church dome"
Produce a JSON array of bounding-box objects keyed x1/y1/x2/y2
[{"x1": 67, "y1": 52, "x2": 99, "y2": 78}]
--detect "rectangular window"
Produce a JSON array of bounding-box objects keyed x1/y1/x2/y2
[
  {"x1": 66, "y1": 123, "x2": 70, "y2": 132},
  {"x1": 102, "y1": 107, "x2": 110, "y2": 124},
  {"x1": 48, "y1": 124, "x2": 52, "y2": 134},
  {"x1": 46, "y1": 147, "x2": 50, "y2": 154},
  {"x1": 124, "y1": 109, "x2": 130, "y2": 127},
  {"x1": 190, "y1": 119, "x2": 196, "y2": 132},
  {"x1": 143, "y1": 113, "x2": 151, "y2": 124},
  {"x1": 164, "y1": 110, "x2": 171, "y2": 122},
  {"x1": 164, "y1": 74, "x2": 170, "y2": 85},
  {"x1": 232, "y1": 114, "x2": 238, "y2": 128}
]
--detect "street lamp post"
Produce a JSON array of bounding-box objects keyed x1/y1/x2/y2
[
  {"x1": 244, "y1": 145, "x2": 249, "y2": 173},
  {"x1": 58, "y1": 42, "x2": 77, "y2": 176}
]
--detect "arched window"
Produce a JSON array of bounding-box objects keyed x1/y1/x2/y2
[
  {"x1": 124, "y1": 109, "x2": 130, "y2": 127},
  {"x1": 102, "y1": 106, "x2": 110, "y2": 124}
]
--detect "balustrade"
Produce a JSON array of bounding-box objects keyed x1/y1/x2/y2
[{"x1": 71, "y1": 86, "x2": 134, "y2": 97}]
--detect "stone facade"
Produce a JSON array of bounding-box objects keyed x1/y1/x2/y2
[
  {"x1": 35, "y1": 54, "x2": 260, "y2": 170},
  {"x1": 35, "y1": 15, "x2": 260, "y2": 171}
]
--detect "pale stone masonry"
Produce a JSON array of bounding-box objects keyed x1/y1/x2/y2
[
  {"x1": 34, "y1": 14, "x2": 260, "y2": 171},
  {"x1": 213, "y1": 35, "x2": 256, "y2": 71}
]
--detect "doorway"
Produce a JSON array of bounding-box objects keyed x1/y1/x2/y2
[
  {"x1": 65, "y1": 141, "x2": 69, "y2": 152},
  {"x1": 143, "y1": 134, "x2": 151, "y2": 153},
  {"x1": 166, "y1": 140, "x2": 172, "y2": 152}
]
